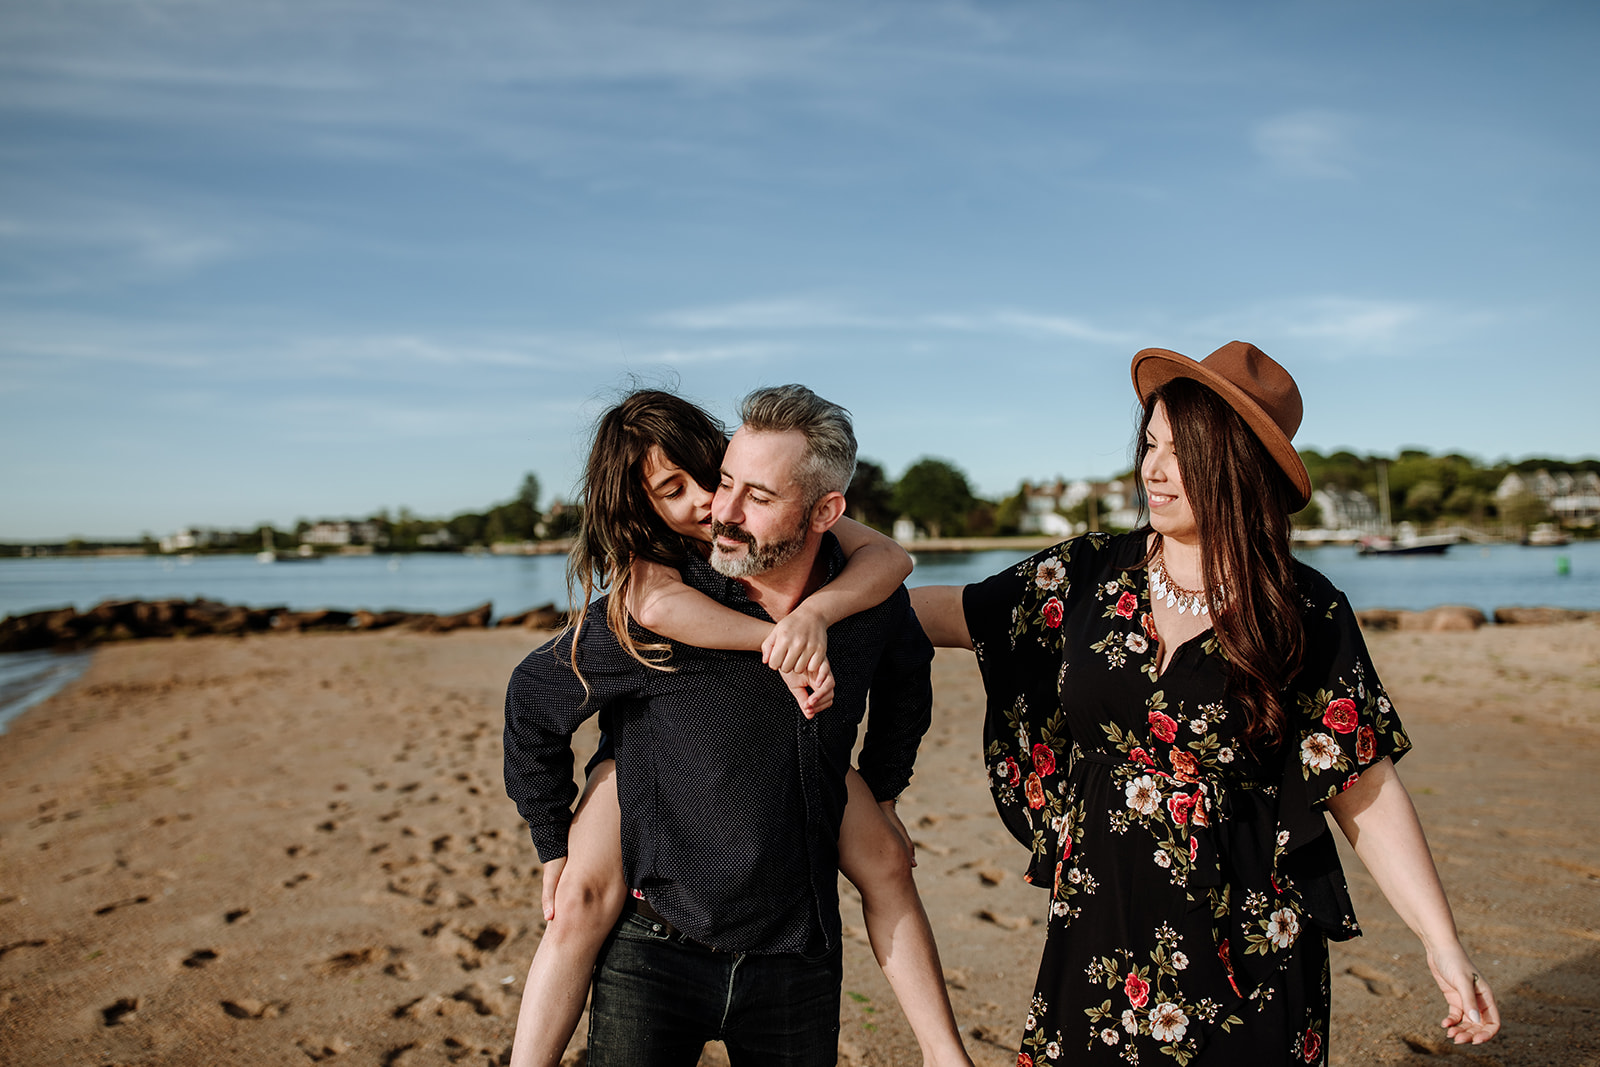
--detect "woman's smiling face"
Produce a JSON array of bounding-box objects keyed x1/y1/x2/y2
[
  {"x1": 1141, "y1": 400, "x2": 1198, "y2": 545},
  {"x1": 641, "y1": 444, "x2": 714, "y2": 542}
]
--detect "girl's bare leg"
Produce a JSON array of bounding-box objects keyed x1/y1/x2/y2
[
  {"x1": 838, "y1": 769, "x2": 974, "y2": 1067},
  {"x1": 509, "y1": 760, "x2": 626, "y2": 1067}
]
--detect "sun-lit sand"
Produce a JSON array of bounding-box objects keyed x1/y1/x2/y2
[{"x1": 1, "y1": 622, "x2": 1596, "y2": 1065}]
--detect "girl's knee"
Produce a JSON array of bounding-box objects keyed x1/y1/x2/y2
[
  {"x1": 841, "y1": 835, "x2": 915, "y2": 896},
  {"x1": 549, "y1": 865, "x2": 627, "y2": 932}
]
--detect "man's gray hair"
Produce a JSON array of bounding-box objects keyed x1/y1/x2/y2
[{"x1": 738, "y1": 385, "x2": 858, "y2": 505}]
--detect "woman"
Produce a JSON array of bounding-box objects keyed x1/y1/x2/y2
[
  {"x1": 911, "y1": 343, "x2": 1499, "y2": 1064},
  {"x1": 509, "y1": 389, "x2": 973, "y2": 1067}
]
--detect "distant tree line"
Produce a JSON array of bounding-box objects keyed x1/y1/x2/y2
[{"x1": 5, "y1": 450, "x2": 1596, "y2": 559}]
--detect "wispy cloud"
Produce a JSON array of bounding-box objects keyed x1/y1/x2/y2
[{"x1": 1251, "y1": 110, "x2": 1357, "y2": 179}]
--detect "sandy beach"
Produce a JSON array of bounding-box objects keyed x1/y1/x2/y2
[{"x1": 1, "y1": 621, "x2": 1597, "y2": 1067}]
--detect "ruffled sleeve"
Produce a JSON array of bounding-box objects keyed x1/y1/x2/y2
[
  {"x1": 962, "y1": 533, "x2": 1109, "y2": 885},
  {"x1": 1273, "y1": 563, "x2": 1413, "y2": 938}
]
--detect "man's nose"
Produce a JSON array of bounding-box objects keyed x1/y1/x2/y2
[{"x1": 712, "y1": 488, "x2": 738, "y2": 524}]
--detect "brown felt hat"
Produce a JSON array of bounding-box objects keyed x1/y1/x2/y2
[{"x1": 1130, "y1": 340, "x2": 1312, "y2": 510}]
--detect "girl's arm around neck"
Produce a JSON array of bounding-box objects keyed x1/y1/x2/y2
[{"x1": 762, "y1": 517, "x2": 913, "y2": 676}]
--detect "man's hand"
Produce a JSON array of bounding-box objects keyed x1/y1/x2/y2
[
  {"x1": 540, "y1": 855, "x2": 566, "y2": 921},
  {"x1": 879, "y1": 799, "x2": 916, "y2": 867}
]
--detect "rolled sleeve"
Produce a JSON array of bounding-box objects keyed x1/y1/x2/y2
[
  {"x1": 502, "y1": 609, "x2": 641, "y2": 861},
  {"x1": 855, "y1": 588, "x2": 935, "y2": 802}
]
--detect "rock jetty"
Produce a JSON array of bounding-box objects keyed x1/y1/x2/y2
[{"x1": 0, "y1": 599, "x2": 568, "y2": 653}]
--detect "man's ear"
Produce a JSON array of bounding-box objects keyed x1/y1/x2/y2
[{"x1": 810, "y1": 491, "x2": 846, "y2": 533}]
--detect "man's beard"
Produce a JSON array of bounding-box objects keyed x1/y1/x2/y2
[{"x1": 709, "y1": 516, "x2": 808, "y2": 578}]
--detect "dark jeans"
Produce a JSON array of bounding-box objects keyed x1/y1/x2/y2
[{"x1": 587, "y1": 912, "x2": 842, "y2": 1067}]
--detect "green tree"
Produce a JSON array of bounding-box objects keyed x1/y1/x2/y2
[
  {"x1": 894, "y1": 457, "x2": 977, "y2": 539},
  {"x1": 519, "y1": 472, "x2": 541, "y2": 512},
  {"x1": 845, "y1": 459, "x2": 897, "y2": 531}
]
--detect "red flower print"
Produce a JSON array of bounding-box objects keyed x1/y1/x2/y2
[
  {"x1": 1025, "y1": 773, "x2": 1045, "y2": 810},
  {"x1": 1124, "y1": 971, "x2": 1150, "y2": 1009},
  {"x1": 1017, "y1": 1055, "x2": 1033, "y2": 1067},
  {"x1": 1141, "y1": 612, "x2": 1159, "y2": 642},
  {"x1": 1343, "y1": 773, "x2": 1361, "y2": 792},
  {"x1": 1031, "y1": 742, "x2": 1056, "y2": 777},
  {"x1": 1041, "y1": 597, "x2": 1064, "y2": 629},
  {"x1": 1129, "y1": 747, "x2": 1155, "y2": 767},
  {"x1": 1218, "y1": 938, "x2": 1241, "y2": 995},
  {"x1": 1189, "y1": 834, "x2": 1199, "y2": 862},
  {"x1": 1356, "y1": 724, "x2": 1376, "y2": 765},
  {"x1": 1053, "y1": 860, "x2": 1063, "y2": 894},
  {"x1": 1116, "y1": 592, "x2": 1138, "y2": 618},
  {"x1": 1322, "y1": 698, "x2": 1359, "y2": 734},
  {"x1": 1302, "y1": 1028, "x2": 1322, "y2": 1062},
  {"x1": 1167, "y1": 792, "x2": 1193, "y2": 825},
  {"x1": 1191, "y1": 795, "x2": 1210, "y2": 828},
  {"x1": 1148, "y1": 711, "x2": 1178, "y2": 743},
  {"x1": 1062, "y1": 833, "x2": 1072, "y2": 860},
  {"x1": 1004, "y1": 757, "x2": 1021, "y2": 787},
  {"x1": 1169, "y1": 750, "x2": 1199, "y2": 782}
]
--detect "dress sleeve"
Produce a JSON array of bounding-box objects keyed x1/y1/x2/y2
[
  {"x1": 962, "y1": 534, "x2": 1100, "y2": 883},
  {"x1": 1285, "y1": 572, "x2": 1413, "y2": 815}
]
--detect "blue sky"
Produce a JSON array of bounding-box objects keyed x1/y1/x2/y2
[{"x1": 2, "y1": 0, "x2": 1596, "y2": 540}]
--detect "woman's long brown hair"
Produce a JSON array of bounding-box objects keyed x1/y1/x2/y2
[
  {"x1": 1135, "y1": 377, "x2": 1305, "y2": 746},
  {"x1": 566, "y1": 390, "x2": 727, "y2": 686}
]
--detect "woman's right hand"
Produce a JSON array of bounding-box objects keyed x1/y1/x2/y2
[{"x1": 540, "y1": 855, "x2": 566, "y2": 922}]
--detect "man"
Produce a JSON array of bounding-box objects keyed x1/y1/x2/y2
[{"x1": 503, "y1": 385, "x2": 934, "y2": 1066}]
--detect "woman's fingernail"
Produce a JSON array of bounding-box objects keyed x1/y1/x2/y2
[{"x1": 1468, "y1": 1010, "x2": 1481, "y2": 1024}]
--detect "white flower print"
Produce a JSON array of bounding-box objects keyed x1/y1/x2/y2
[
  {"x1": 1153, "y1": 849, "x2": 1172, "y2": 868},
  {"x1": 1104, "y1": 581, "x2": 1121, "y2": 596},
  {"x1": 1099, "y1": 1028, "x2": 1120, "y2": 1046},
  {"x1": 1171, "y1": 951, "x2": 1189, "y2": 971},
  {"x1": 1052, "y1": 900, "x2": 1070, "y2": 916},
  {"x1": 1218, "y1": 746, "x2": 1234, "y2": 763},
  {"x1": 1046, "y1": 1040, "x2": 1062, "y2": 1059},
  {"x1": 1301, "y1": 732, "x2": 1340, "y2": 771},
  {"x1": 1189, "y1": 718, "x2": 1206, "y2": 734},
  {"x1": 1267, "y1": 907, "x2": 1301, "y2": 949},
  {"x1": 1125, "y1": 775, "x2": 1162, "y2": 816},
  {"x1": 1026, "y1": 1013, "x2": 1037, "y2": 1031},
  {"x1": 1277, "y1": 830, "x2": 1290, "y2": 847},
  {"x1": 1148, "y1": 1002, "x2": 1189, "y2": 1043},
  {"x1": 1121, "y1": 1009, "x2": 1138, "y2": 1035},
  {"x1": 1125, "y1": 633, "x2": 1148, "y2": 653},
  {"x1": 1036, "y1": 558, "x2": 1066, "y2": 590}
]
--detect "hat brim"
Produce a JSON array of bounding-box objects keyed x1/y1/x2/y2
[{"x1": 1131, "y1": 347, "x2": 1312, "y2": 511}]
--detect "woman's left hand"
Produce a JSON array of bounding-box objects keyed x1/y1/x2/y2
[{"x1": 1427, "y1": 942, "x2": 1500, "y2": 1044}]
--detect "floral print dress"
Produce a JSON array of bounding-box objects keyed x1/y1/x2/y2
[{"x1": 963, "y1": 532, "x2": 1410, "y2": 1066}]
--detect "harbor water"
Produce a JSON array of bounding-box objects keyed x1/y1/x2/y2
[{"x1": 3, "y1": 540, "x2": 1597, "y2": 730}]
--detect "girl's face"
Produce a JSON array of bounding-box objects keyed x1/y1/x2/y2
[
  {"x1": 641, "y1": 445, "x2": 714, "y2": 542},
  {"x1": 1141, "y1": 400, "x2": 1198, "y2": 545}
]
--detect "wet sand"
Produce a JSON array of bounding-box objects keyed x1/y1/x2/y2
[{"x1": 0, "y1": 622, "x2": 1596, "y2": 1066}]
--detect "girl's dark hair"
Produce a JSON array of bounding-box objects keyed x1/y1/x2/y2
[
  {"x1": 566, "y1": 390, "x2": 727, "y2": 680},
  {"x1": 1135, "y1": 377, "x2": 1305, "y2": 746}
]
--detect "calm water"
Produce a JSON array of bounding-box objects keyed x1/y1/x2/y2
[{"x1": 3, "y1": 541, "x2": 1597, "y2": 730}]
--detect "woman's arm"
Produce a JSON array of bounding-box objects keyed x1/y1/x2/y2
[
  {"x1": 761, "y1": 517, "x2": 914, "y2": 675},
  {"x1": 908, "y1": 585, "x2": 972, "y2": 650},
  {"x1": 1324, "y1": 758, "x2": 1500, "y2": 1044}
]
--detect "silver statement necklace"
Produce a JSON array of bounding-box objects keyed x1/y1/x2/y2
[{"x1": 1148, "y1": 547, "x2": 1220, "y2": 617}]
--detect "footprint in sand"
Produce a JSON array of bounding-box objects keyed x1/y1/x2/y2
[
  {"x1": 220, "y1": 998, "x2": 286, "y2": 1019},
  {"x1": 182, "y1": 949, "x2": 219, "y2": 969},
  {"x1": 976, "y1": 909, "x2": 1032, "y2": 931},
  {"x1": 101, "y1": 997, "x2": 139, "y2": 1026},
  {"x1": 318, "y1": 947, "x2": 383, "y2": 975},
  {"x1": 0, "y1": 939, "x2": 48, "y2": 960},
  {"x1": 297, "y1": 1036, "x2": 351, "y2": 1061},
  {"x1": 283, "y1": 872, "x2": 316, "y2": 889},
  {"x1": 224, "y1": 907, "x2": 251, "y2": 924},
  {"x1": 1345, "y1": 963, "x2": 1407, "y2": 998},
  {"x1": 94, "y1": 895, "x2": 150, "y2": 916}
]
